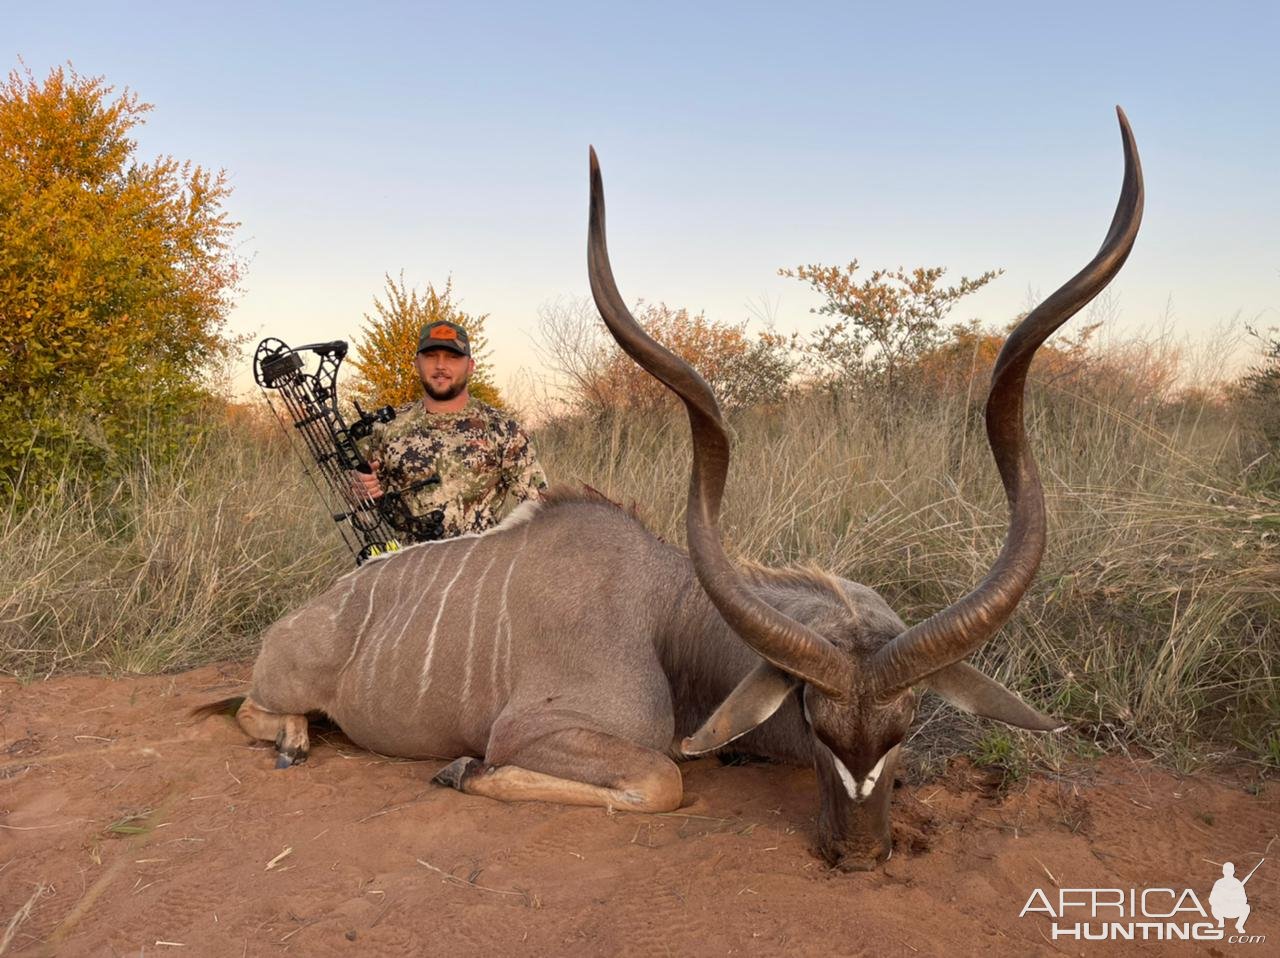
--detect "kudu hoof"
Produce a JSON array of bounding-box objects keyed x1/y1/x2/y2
[
  {"x1": 273, "y1": 732, "x2": 308, "y2": 769},
  {"x1": 274, "y1": 749, "x2": 308, "y2": 769},
  {"x1": 432, "y1": 756, "x2": 480, "y2": 790}
]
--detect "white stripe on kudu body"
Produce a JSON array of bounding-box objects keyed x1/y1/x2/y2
[
  {"x1": 332, "y1": 574, "x2": 360, "y2": 624},
  {"x1": 490, "y1": 529, "x2": 522, "y2": 698},
  {"x1": 461, "y1": 552, "x2": 500, "y2": 702},
  {"x1": 338, "y1": 559, "x2": 389, "y2": 676},
  {"x1": 360, "y1": 546, "x2": 449, "y2": 702},
  {"x1": 497, "y1": 524, "x2": 530, "y2": 696},
  {"x1": 415, "y1": 539, "x2": 479, "y2": 705}
]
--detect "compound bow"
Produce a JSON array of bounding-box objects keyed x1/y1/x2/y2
[{"x1": 253, "y1": 337, "x2": 445, "y2": 565}]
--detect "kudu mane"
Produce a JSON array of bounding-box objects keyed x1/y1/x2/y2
[{"x1": 538, "y1": 485, "x2": 865, "y2": 623}]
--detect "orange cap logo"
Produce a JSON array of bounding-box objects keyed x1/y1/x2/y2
[{"x1": 429, "y1": 325, "x2": 459, "y2": 340}]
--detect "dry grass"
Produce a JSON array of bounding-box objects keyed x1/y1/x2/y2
[
  {"x1": 2, "y1": 376, "x2": 1276, "y2": 766},
  {"x1": 537, "y1": 384, "x2": 1280, "y2": 766},
  {"x1": 0, "y1": 418, "x2": 344, "y2": 677}
]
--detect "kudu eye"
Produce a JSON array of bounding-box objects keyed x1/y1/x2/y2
[{"x1": 872, "y1": 687, "x2": 914, "y2": 711}]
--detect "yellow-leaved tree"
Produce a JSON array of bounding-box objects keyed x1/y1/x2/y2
[
  {"x1": 349, "y1": 273, "x2": 503, "y2": 408},
  {"x1": 0, "y1": 64, "x2": 241, "y2": 487}
]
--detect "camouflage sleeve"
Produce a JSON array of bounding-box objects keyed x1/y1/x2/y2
[
  {"x1": 359, "y1": 422, "x2": 386, "y2": 468},
  {"x1": 501, "y1": 421, "x2": 548, "y2": 504}
]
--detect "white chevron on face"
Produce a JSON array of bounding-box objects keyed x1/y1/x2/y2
[
  {"x1": 858, "y1": 753, "x2": 887, "y2": 799},
  {"x1": 830, "y1": 751, "x2": 887, "y2": 801}
]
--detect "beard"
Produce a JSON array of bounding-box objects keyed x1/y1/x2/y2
[{"x1": 422, "y1": 367, "x2": 470, "y2": 402}]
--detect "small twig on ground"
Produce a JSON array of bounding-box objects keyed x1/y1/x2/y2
[
  {"x1": 973, "y1": 816, "x2": 1019, "y2": 834},
  {"x1": 1034, "y1": 922, "x2": 1066, "y2": 953},
  {"x1": 1034, "y1": 857, "x2": 1059, "y2": 887},
  {"x1": 415, "y1": 859, "x2": 536, "y2": 907},
  {"x1": 0, "y1": 883, "x2": 46, "y2": 957},
  {"x1": 280, "y1": 917, "x2": 322, "y2": 943},
  {"x1": 354, "y1": 794, "x2": 429, "y2": 824},
  {"x1": 265, "y1": 847, "x2": 293, "y2": 870},
  {"x1": 653, "y1": 812, "x2": 736, "y2": 824},
  {"x1": 369, "y1": 898, "x2": 394, "y2": 928}
]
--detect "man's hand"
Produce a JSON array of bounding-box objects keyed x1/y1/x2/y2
[{"x1": 351, "y1": 460, "x2": 384, "y2": 500}]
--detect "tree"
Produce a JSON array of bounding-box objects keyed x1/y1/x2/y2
[
  {"x1": 912, "y1": 317, "x2": 1100, "y2": 396},
  {"x1": 780, "y1": 261, "x2": 1000, "y2": 393},
  {"x1": 536, "y1": 299, "x2": 797, "y2": 416},
  {"x1": 0, "y1": 64, "x2": 242, "y2": 486},
  {"x1": 1235, "y1": 325, "x2": 1280, "y2": 483},
  {"x1": 1239, "y1": 326, "x2": 1280, "y2": 412},
  {"x1": 349, "y1": 273, "x2": 502, "y2": 409}
]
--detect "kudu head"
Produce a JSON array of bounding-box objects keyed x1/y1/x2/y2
[{"x1": 586, "y1": 109, "x2": 1143, "y2": 871}]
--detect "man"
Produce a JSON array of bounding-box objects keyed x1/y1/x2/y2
[{"x1": 354, "y1": 319, "x2": 547, "y2": 542}]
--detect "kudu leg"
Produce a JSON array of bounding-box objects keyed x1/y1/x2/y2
[
  {"x1": 235, "y1": 696, "x2": 310, "y2": 769},
  {"x1": 433, "y1": 726, "x2": 683, "y2": 813}
]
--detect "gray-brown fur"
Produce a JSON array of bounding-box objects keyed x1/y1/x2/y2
[
  {"x1": 237, "y1": 486, "x2": 920, "y2": 862},
  {"x1": 252, "y1": 497, "x2": 668, "y2": 758},
  {"x1": 247, "y1": 492, "x2": 874, "y2": 765}
]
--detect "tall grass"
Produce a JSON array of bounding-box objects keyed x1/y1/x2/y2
[
  {"x1": 2, "y1": 376, "x2": 1276, "y2": 765},
  {"x1": 538, "y1": 385, "x2": 1279, "y2": 764},
  {"x1": 0, "y1": 417, "x2": 344, "y2": 677}
]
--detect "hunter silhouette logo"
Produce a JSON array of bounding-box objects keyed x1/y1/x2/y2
[
  {"x1": 1019, "y1": 857, "x2": 1267, "y2": 943},
  {"x1": 1210, "y1": 859, "x2": 1264, "y2": 934}
]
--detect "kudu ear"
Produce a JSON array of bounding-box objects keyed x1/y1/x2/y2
[
  {"x1": 922, "y1": 662, "x2": 1066, "y2": 732},
  {"x1": 681, "y1": 661, "x2": 799, "y2": 756}
]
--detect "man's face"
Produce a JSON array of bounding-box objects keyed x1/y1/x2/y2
[{"x1": 416, "y1": 347, "x2": 473, "y2": 401}]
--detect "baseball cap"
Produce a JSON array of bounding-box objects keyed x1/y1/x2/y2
[{"x1": 417, "y1": 320, "x2": 471, "y2": 357}]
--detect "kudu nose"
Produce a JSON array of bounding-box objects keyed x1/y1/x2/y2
[{"x1": 821, "y1": 835, "x2": 892, "y2": 873}]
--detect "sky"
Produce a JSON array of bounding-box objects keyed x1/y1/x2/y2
[{"x1": 8, "y1": 1, "x2": 1279, "y2": 398}]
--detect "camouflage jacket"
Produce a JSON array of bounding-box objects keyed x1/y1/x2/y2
[{"x1": 365, "y1": 398, "x2": 547, "y2": 542}]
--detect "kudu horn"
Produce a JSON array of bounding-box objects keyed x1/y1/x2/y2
[
  {"x1": 869, "y1": 106, "x2": 1143, "y2": 694},
  {"x1": 588, "y1": 147, "x2": 855, "y2": 698}
]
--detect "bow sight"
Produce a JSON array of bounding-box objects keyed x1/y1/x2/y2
[{"x1": 254, "y1": 337, "x2": 444, "y2": 564}]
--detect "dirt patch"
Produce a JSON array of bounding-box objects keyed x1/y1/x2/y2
[{"x1": 1, "y1": 666, "x2": 1275, "y2": 956}]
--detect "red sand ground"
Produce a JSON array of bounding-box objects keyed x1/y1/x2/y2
[{"x1": 1, "y1": 664, "x2": 1275, "y2": 957}]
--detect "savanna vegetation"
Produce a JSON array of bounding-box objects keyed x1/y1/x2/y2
[
  {"x1": 350, "y1": 272, "x2": 503, "y2": 409},
  {"x1": 0, "y1": 64, "x2": 241, "y2": 490},
  {"x1": 1, "y1": 65, "x2": 1276, "y2": 777}
]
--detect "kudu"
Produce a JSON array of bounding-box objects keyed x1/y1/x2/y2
[{"x1": 218, "y1": 109, "x2": 1143, "y2": 870}]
